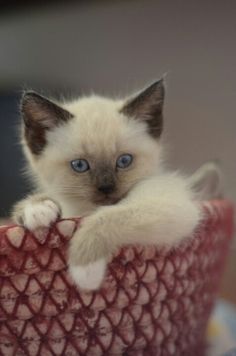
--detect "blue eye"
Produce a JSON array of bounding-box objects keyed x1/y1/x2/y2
[
  {"x1": 116, "y1": 154, "x2": 133, "y2": 169},
  {"x1": 71, "y1": 159, "x2": 90, "y2": 173}
]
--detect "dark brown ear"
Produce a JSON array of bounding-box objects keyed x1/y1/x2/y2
[
  {"x1": 120, "y1": 79, "x2": 165, "y2": 138},
  {"x1": 21, "y1": 91, "x2": 73, "y2": 155}
]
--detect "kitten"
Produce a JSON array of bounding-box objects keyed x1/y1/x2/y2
[{"x1": 12, "y1": 80, "x2": 221, "y2": 290}]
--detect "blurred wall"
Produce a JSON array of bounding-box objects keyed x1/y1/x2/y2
[{"x1": 0, "y1": 0, "x2": 235, "y2": 215}]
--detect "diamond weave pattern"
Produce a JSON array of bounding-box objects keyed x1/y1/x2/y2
[{"x1": 0, "y1": 200, "x2": 234, "y2": 356}]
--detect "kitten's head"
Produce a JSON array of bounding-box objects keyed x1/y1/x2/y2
[{"x1": 21, "y1": 80, "x2": 165, "y2": 207}]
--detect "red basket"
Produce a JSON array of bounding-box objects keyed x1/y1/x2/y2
[{"x1": 0, "y1": 200, "x2": 234, "y2": 356}]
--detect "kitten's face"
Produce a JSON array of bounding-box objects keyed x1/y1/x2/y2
[{"x1": 21, "y1": 81, "x2": 164, "y2": 207}]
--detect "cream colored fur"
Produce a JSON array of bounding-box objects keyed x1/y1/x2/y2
[
  {"x1": 22, "y1": 96, "x2": 163, "y2": 217},
  {"x1": 12, "y1": 91, "x2": 221, "y2": 291}
]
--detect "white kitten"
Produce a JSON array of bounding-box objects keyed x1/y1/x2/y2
[{"x1": 12, "y1": 80, "x2": 221, "y2": 290}]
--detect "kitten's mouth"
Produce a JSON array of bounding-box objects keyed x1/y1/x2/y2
[{"x1": 93, "y1": 195, "x2": 121, "y2": 206}]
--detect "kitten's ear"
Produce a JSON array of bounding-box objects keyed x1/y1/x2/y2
[
  {"x1": 189, "y1": 161, "x2": 224, "y2": 200},
  {"x1": 21, "y1": 91, "x2": 73, "y2": 129},
  {"x1": 120, "y1": 79, "x2": 165, "y2": 138},
  {"x1": 21, "y1": 91, "x2": 73, "y2": 155}
]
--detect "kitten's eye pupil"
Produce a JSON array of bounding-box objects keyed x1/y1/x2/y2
[
  {"x1": 71, "y1": 159, "x2": 89, "y2": 173},
  {"x1": 116, "y1": 154, "x2": 133, "y2": 169}
]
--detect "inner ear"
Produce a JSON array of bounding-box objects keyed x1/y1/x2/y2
[
  {"x1": 120, "y1": 79, "x2": 165, "y2": 138},
  {"x1": 21, "y1": 91, "x2": 73, "y2": 155},
  {"x1": 21, "y1": 91, "x2": 73, "y2": 128}
]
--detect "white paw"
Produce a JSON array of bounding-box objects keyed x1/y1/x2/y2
[
  {"x1": 23, "y1": 199, "x2": 60, "y2": 230},
  {"x1": 69, "y1": 259, "x2": 107, "y2": 291}
]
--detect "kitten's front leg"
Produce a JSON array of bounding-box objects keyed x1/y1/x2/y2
[
  {"x1": 12, "y1": 193, "x2": 61, "y2": 230},
  {"x1": 69, "y1": 214, "x2": 111, "y2": 291},
  {"x1": 69, "y1": 174, "x2": 201, "y2": 291}
]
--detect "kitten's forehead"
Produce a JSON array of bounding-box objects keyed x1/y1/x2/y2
[
  {"x1": 59, "y1": 97, "x2": 140, "y2": 155},
  {"x1": 45, "y1": 95, "x2": 157, "y2": 162}
]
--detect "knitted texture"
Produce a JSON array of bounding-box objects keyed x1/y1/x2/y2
[{"x1": 0, "y1": 200, "x2": 234, "y2": 356}]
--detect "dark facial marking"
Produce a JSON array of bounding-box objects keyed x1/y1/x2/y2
[
  {"x1": 21, "y1": 91, "x2": 73, "y2": 155},
  {"x1": 120, "y1": 79, "x2": 165, "y2": 138},
  {"x1": 97, "y1": 183, "x2": 115, "y2": 194},
  {"x1": 92, "y1": 165, "x2": 116, "y2": 195}
]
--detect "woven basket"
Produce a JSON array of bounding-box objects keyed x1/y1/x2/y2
[{"x1": 0, "y1": 200, "x2": 234, "y2": 356}]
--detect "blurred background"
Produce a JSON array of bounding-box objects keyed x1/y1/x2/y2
[{"x1": 0, "y1": 0, "x2": 235, "y2": 301}]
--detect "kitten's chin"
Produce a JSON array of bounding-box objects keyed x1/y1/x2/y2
[{"x1": 93, "y1": 196, "x2": 122, "y2": 206}]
